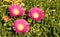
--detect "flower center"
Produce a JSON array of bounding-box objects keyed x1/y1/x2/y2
[
  {"x1": 13, "y1": 9, "x2": 19, "y2": 15},
  {"x1": 33, "y1": 12, "x2": 39, "y2": 18},
  {"x1": 18, "y1": 24, "x2": 24, "y2": 31}
]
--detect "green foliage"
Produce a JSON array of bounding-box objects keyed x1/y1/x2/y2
[{"x1": 0, "y1": 0, "x2": 60, "y2": 37}]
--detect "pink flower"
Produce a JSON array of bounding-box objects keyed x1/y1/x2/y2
[
  {"x1": 28, "y1": 7, "x2": 44, "y2": 21},
  {"x1": 8, "y1": 4, "x2": 25, "y2": 17},
  {"x1": 3, "y1": 16, "x2": 10, "y2": 22},
  {"x1": 13, "y1": 19, "x2": 29, "y2": 34}
]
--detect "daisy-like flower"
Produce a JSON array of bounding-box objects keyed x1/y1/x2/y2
[
  {"x1": 28, "y1": 7, "x2": 44, "y2": 21},
  {"x1": 13, "y1": 19, "x2": 29, "y2": 34},
  {"x1": 8, "y1": 4, "x2": 25, "y2": 17}
]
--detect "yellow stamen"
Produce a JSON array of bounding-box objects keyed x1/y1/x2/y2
[
  {"x1": 13, "y1": 9, "x2": 19, "y2": 15},
  {"x1": 4, "y1": 0, "x2": 10, "y2": 2},
  {"x1": 18, "y1": 24, "x2": 24, "y2": 31},
  {"x1": 33, "y1": 12, "x2": 39, "y2": 18}
]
